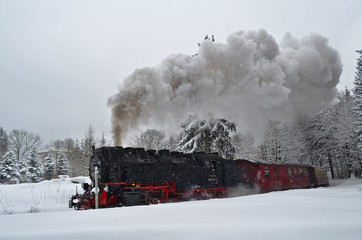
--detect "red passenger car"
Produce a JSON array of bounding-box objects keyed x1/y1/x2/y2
[{"x1": 235, "y1": 159, "x2": 315, "y2": 192}]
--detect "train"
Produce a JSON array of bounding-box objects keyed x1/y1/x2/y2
[{"x1": 69, "y1": 146, "x2": 329, "y2": 210}]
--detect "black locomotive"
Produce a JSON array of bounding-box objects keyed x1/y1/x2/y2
[{"x1": 70, "y1": 146, "x2": 241, "y2": 209}]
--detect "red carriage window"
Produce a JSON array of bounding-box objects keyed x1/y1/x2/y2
[
  {"x1": 299, "y1": 169, "x2": 303, "y2": 177},
  {"x1": 274, "y1": 168, "x2": 278, "y2": 178},
  {"x1": 304, "y1": 169, "x2": 308, "y2": 177},
  {"x1": 264, "y1": 167, "x2": 270, "y2": 179},
  {"x1": 294, "y1": 169, "x2": 298, "y2": 177},
  {"x1": 288, "y1": 168, "x2": 292, "y2": 178}
]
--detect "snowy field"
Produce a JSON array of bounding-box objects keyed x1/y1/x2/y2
[{"x1": 0, "y1": 178, "x2": 361, "y2": 240}]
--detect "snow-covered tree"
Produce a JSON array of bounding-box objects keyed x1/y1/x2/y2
[
  {"x1": 232, "y1": 132, "x2": 259, "y2": 160},
  {"x1": 79, "y1": 126, "x2": 98, "y2": 176},
  {"x1": 0, "y1": 127, "x2": 8, "y2": 159},
  {"x1": 282, "y1": 121, "x2": 309, "y2": 164},
  {"x1": 178, "y1": 115, "x2": 213, "y2": 153},
  {"x1": 18, "y1": 158, "x2": 31, "y2": 183},
  {"x1": 27, "y1": 150, "x2": 43, "y2": 182},
  {"x1": 178, "y1": 115, "x2": 236, "y2": 158},
  {"x1": 8, "y1": 129, "x2": 42, "y2": 163},
  {"x1": 67, "y1": 138, "x2": 83, "y2": 177},
  {"x1": 257, "y1": 121, "x2": 285, "y2": 163},
  {"x1": 100, "y1": 132, "x2": 107, "y2": 147},
  {"x1": 46, "y1": 138, "x2": 80, "y2": 177},
  {"x1": 83, "y1": 125, "x2": 98, "y2": 153},
  {"x1": 166, "y1": 134, "x2": 182, "y2": 151},
  {"x1": 306, "y1": 108, "x2": 338, "y2": 178},
  {"x1": 43, "y1": 154, "x2": 55, "y2": 180},
  {"x1": 333, "y1": 89, "x2": 359, "y2": 178},
  {"x1": 0, "y1": 152, "x2": 20, "y2": 184},
  {"x1": 57, "y1": 152, "x2": 69, "y2": 176},
  {"x1": 353, "y1": 49, "x2": 362, "y2": 150},
  {"x1": 256, "y1": 121, "x2": 308, "y2": 164},
  {"x1": 213, "y1": 118, "x2": 237, "y2": 159},
  {"x1": 130, "y1": 129, "x2": 167, "y2": 150}
]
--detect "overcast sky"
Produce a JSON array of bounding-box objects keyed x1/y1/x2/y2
[{"x1": 0, "y1": 0, "x2": 361, "y2": 144}]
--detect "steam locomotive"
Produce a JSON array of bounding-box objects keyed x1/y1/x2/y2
[{"x1": 69, "y1": 146, "x2": 329, "y2": 210}]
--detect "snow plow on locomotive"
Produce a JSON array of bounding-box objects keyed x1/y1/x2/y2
[{"x1": 69, "y1": 146, "x2": 329, "y2": 210}]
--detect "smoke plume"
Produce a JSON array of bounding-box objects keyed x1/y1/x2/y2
[{"x1": 108, "y1": 29, "x2": 342, "y2": 146}]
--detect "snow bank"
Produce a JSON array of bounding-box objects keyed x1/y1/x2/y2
[
  {"x1": 0, "y1": 177, "x2": 89, "y2": 214},
  {"x1": 0, "y1": 178, "x2": 361, "y2": 240}
]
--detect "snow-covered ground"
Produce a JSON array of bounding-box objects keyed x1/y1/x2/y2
[
  {"x1": 0, "y1": 177, "x2": 361, "y2": 240},
  {"x1": 0, "y1": 177, "x2": 89, "y2": 214}
]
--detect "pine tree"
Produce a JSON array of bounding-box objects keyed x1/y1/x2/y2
[
  {"x1": 57, "y1": 152, "x2": 69, "y2": 176},
  {"x1": 353, "y1": 50, "x2": 362, "y2": 150},
  {"x1": 178, "y1": 115, "x2": 213, "y2": 153},
  {"x1": 177, "y1": 115, "x2": 236, "y2": 158},
  {"x1": 212, "y1": 118, "x2": 237, "y2": 159},
  {"x1": 0, "y1": 152, "x2": 20, "y2": 184},
  {"x1": 18, "y1": 157, "x2": 31, "y2": 183},
  {"x1": 100, "y1": 132, "x2": 107, "y2": 147},
  {"x1": 43, "y1": 154, "x2": 55, "y2": 180},
  {"x1": 0, "y1": 127, "x2": 8, "y2": 159},
  {"x1": 27, "y1": 150, "x2": 43, "y2": 182}
]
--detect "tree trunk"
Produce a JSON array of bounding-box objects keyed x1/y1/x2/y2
[{"x1": 328, "y1": 150, "x2": 335, "y2": 179}]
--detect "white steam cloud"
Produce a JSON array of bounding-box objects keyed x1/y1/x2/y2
[{"x1": 108, "y1": 29, "x2": 342, "y2": 146}]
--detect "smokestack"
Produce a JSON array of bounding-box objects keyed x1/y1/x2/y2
[{"x1": 108, "y1": 29, "x2": 342, "y2": 146}]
